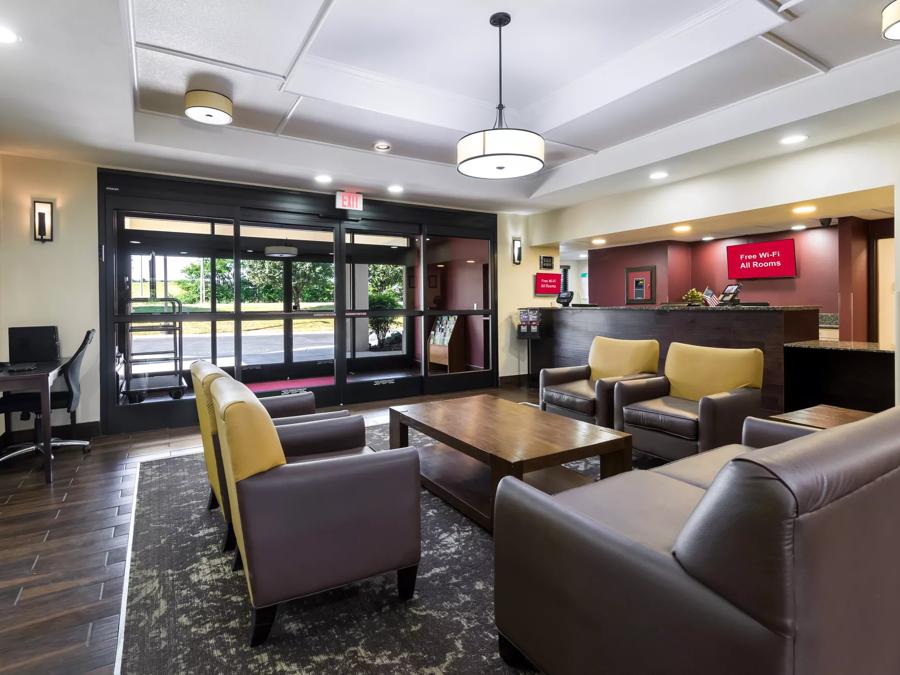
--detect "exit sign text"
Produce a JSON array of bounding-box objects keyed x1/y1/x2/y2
[{"x1": 335, "y1": 191, "x2": 364, "y2": 211}]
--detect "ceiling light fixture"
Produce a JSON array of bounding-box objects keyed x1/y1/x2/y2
[
  {"x1": 314, "y1": 174, "x2": 332, "y2": 184},
  {"x1": 466, "y1": 259, "x2": 476, "y2": 264},
  {"x1": 264, "y1": 244, "x2": 297, "y2": 258},
  {"x1": 579, "y1": 253, "x2": 588, "y2": 259},
  {"x1": 884, "y1": 1, "x2": 900, "y2": 40},
  {"x1": 673, "y1": 224, "x2": 692, "y2": 233},
  {"x1": 591, "y1": 238, "x2": 607, "y2": 245},
  {"x1": 792, "y1": 205, "x2": 816, "y2": 214},
  {"x1": 387, "y1": 184, "x2": 404, "y2": 194},
  {"x1": 373, "y1": 141, "x2": 392, "y2": 152},
  {"x1": 780, "y1": 134, "x2": 808, "y2": 145},
  {"x1": 650, "y1": 170, "x2": 669, "y2": 180},
  {"x1": 457, "y1": 12, "x2": 544, "y2": 179},
  {"x1": 184, "y1": 90, "x2": 233, "y2": 125},
  {"x1": 702, "y1": 236, "x2": 715, "y2": 242},
  {"x1": 791, "y1": 224, "x2": 807, "y2": 231},
  {"x1": 0, "y1": 25, "x2": 19, "y2": 44}
]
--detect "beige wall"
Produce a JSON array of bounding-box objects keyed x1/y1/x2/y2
[
  {"x1": 0, "y1": 155, "x2": 100, "y2": 428},
  {"x1": 496, "y1": 214, "x2": 560, "y2": 378}
]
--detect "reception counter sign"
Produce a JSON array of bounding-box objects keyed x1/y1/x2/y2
[
  {"x1": 534, "y1": 272, "x2": 562, "y2": 295},
  {"x1": 727, "y1": 239, "x2": 797, "y2": 279}
]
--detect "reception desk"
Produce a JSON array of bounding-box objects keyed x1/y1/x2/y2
[{"x1": 521, "y1": 305, "x2": 819, "y2": 412}]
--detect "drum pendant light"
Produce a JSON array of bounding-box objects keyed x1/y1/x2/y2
[{"x1": 457, "y1": 12, "x2": 544, "y2": 179}]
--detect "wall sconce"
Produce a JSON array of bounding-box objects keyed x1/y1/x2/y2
[
  {"x1": 512, "y1": 236, "x2": 522, "y2": 265},
  {"x1": 32, "y1": 199, "x2": 54, "y2": 243}
]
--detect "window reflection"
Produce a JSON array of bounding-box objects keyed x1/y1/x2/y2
[
  {"x1": 427, "y1": 315, "x2": 490, "y2": 375},
  {"x1": 424, "y1": 236, "x2": 490, "y2": 311}
]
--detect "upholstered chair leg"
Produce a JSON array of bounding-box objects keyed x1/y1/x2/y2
[
  {"x1": 397, "y1": 564, "x2": 418, "y2": 601},
  {"x1": 222, "y1": 523, "x2": 236, "y2": 552},
  {"x1": 232, "y1": 549, "x2": 243, "y2": 571},
  {"x1": 498, "y1": 634, "x2": 535, "y2": 670},
  {"x1": 206, "y1": 487, "x2": 219, "y2": 511},
  {"x1": 249, "y1": 605, "x2": 278, "y2": 647}
]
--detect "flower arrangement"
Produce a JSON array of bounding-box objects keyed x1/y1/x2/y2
[{"x1": 682, "y1": 288, "x2": 705, "y2": 305}]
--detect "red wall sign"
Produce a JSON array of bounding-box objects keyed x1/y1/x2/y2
[
  {"x1": 726, "y1": 239, "x2": 797, "y2": 279},
  {"x1": 335, "y1": 191, "x2": 364, "y2": 210},
  {"x1": 534, "y1": 272, "x2": 562, "y2": 295}
]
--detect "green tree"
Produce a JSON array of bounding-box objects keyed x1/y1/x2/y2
[
  {"x1": 291, "y1": 262, "x2": 335, "y2": 308},
  {"x1": 368, "y1": 264, "x2": 404, "y2": 306},
  {"x1": 368, "y1": 290, "x2": 401, "y2": 349},
  {"x1": 177, "y1": 258, "x2": 235, "y2": 305}
]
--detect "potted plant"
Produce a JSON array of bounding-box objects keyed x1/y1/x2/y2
[{"x1": 682, "y1": 288, "x2": 705, "y2": 306}]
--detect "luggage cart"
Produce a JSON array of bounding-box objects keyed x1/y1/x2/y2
[{"x1": 121, "y1": 297, "x2": 186, "y2": 403}]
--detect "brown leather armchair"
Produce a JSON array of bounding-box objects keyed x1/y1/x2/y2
[
  {"x1": 190, "y1": 360, "x2": 349, "y2": 551},
  {"x1": 614, "y1": 342, "x2": 765, "y2": 460},
  {"x1": 495, "y1": 408, "x2": 900, "y2": 675},
  {"x1": 210, "y1": 376, "x2": 421, "y2": 646},
  {"x1": 540, "y1": 336, "x2": 659, "y2": 427}
]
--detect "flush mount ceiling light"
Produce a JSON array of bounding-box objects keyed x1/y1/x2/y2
[
  {"x1": 264, "y1": 244, "x2": 297, "y2": 258},
  {"x1": 0, "y1": 24, "x2": 19, "y2": 44},
  {"x1": 314, "y1": 174, "x2": 332, "y2": 184},
  {"x1": 791, "y1": 224, "x2": 808, "y2": 231},
  {"x1": 591, "y1": 238, "x2": 607, "y2": 245},
  {"x1": 387, "y1": 184, "x2": 404, "y2": 194},
  {"x1": 780, "y1": 134, "x2": 808, "y2": 145},
  {"x1": 702, "y1": 236, "x2": 715, "y2": 242},
  {"x1": 673, "y1": 224, "x2": 692, "y2": 233},
  {"x1": 184, "y1": 90, "x2": 233, "y2": 125},
  {"x1": 884, "y1": 1, "x2": 900, "y2": 39},
  {"x1": 373, "y1": 141, "x2": 392, "y2": 152},
  {"x1": 457, "y1": 12, "x2": 544, "y2": 179},
  {"x1": 649, "y1": 170, "x2": 669, "y2": 180},
  {"x1": 792, "y1": 205, "x2": 816, "y2": 214}
]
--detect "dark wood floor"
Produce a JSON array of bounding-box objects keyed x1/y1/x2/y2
[{"x1": 0, "y1": 384, "x2": 534, "y2": 674}]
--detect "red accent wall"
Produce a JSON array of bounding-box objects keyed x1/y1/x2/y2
[{"x1": 588, "y1": 227, "x2": 840, "y2": 312}]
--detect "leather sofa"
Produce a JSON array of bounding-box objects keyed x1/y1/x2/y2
[
  {"x1": 209, "y1": 376, "x2": 422, "y2": 646},
  {"x1": 614, "y1": 341, "x2": 765, "y2": 461},
  {"x1": 495, "y1": 408, "x2": 900, "y2": 675},
  {"x1": 540, "y1": 336, "x2": 659, "y2": 427},
  {"x1": 190, "y1": 360, "x2": 349, "y2": 551}
]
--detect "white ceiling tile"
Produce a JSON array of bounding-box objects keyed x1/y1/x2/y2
[
  {"x1": 132, "y1": 0, "x2": 327, "y2": 74},
  {"x1": 136, "y1": 48, "x2": 297, "y2": 133},
  {"x1": 549, "y1": 38, "x2": 819, "y2": 151}
]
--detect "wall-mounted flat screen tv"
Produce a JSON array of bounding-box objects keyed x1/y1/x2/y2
[{"x1": 726, "y1": 239, "x2": 797, "y2": 279}]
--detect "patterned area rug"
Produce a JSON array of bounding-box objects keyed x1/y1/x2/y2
[{"x1": 124, "y1": 424, "x2": 610, "y2": 674}]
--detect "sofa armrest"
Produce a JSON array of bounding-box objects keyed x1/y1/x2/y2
[
  {"x1": 742, "y1": 416, "x2": 818, "y2": 448},
  {"x1": 493, "y1": 477, "x2": 788, "y2": 675},
  {"x1": 539, "y1": 365, "x2": 591, "y2": 407},
  {"x1": 594, "y1": 373, "x2": 658, "y2": 428},
  {"x1": 275, "y1": 414, "x2": 367, "y2": 457},
  {"x1": 273, "y1": 410, "x2": 350, "y2": 426},
  {"x1": 259, "y1": 391, "x2": 316, "y2": 418},
  {"x1": 237, "y1": 447, "x2": 421, "y2": 608},
  {"x1": 613, "y1": 376, "x2": 670, "y2": 430},
  {"x1": 699, "y1": 388, "x2": 765, "y2": 451}
]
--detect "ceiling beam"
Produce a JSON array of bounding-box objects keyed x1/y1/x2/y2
[
  {"x1": 134, "y1": 42, "x2": 285, "y2": 81},
  {"x1": 758, "y1": 33, "x2": 830, "y2": 73}
]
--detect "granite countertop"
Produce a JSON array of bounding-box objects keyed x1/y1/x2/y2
[
  {"x1": 521, "y1": 305, "x2": 820, "y2": 312},
  {"x1": 785, "y1": 340, "x2": 895, "y2": 354}
]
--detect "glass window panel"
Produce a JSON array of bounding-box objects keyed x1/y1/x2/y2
[
  {"x1": 242, "y1": 225, "x2": 333, "y2": 243},
  {"x1": 345, "y1": 316, "x2": 420, "y2": 383},
  {"x1": 215, "y1": 321, "x2": 236, "y2": 368},
  {"x1": 425, "y1": 236, "x2": 491, "y2": 311},
  {"x1": 124, "y1": 217, "x2": 212, "y2": 235},
  {"x1": 346, "y1": 233, "x2": 410, "y2": 248},
  {"x1": 241, "y1": 318, "x2": 285, "y2": 366},
  {"x1": 239, "y1": 258, "x2": 285, "y2": 312},
  {"x1": 182, "y1": 321, "x2": 212, "y2": 364},
  {"x1": 291, "y1": 261, "x2": 335, "y2": 312},
  {"x1": 427, "y1": 314, "x2": 491, "y2": 374},
  {"x1": 345, "y1": 231, "x2": 419, "y2": 310},
  {"x1": 292, "y1": 317, "x2": 335, "y2": 364}
]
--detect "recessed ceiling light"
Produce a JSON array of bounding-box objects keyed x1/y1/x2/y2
[
  {"x1": 466, "y1": 259, "x2": 476, "y2": 264},
  {"x1": 246, "y1": 249, "x2": 254, "y2": 253},
  {"x1": 702, "y1": 236, "x2": 715, "y2": 242},
  {"x1": 129, "y1": 240, "x2": 141, "y2": 245},
  {"x1": 437, "y1": 263, "x2": 445, "y2": 268},
  {"x1": 184, "y1": 90, "x2": 233, "y2": 126},
  {"x1": 780, "y1": 134, "x2": 808, "y2": 146},
  {"x1": 390, "y1": 246, "x2": 399, "y2": 249},
  {"x1": 579, "y1": 253, "x2": 588, "y2": 259},
  {"x1": 373, "y1": 141, "x2": 392, "y2": 152},
  {"x1": 791, "y1": 224, "x2": 807, "y2": 231},
  {"x1": 650, "y1": 170, "x2": 669, "y2": 180},
  {"x1": 792, "y1": 205, "x2": 816, "y2": 214},
  {"x1": 387, "y1": 184, "x2": 404, "y2": 194},
  {"x1": 314, "y1": 174, "x2": 332, "y2": 184},
  {"x1": 673, "y1": 224, "x2": 692, "y2": 233},
  {"x1": 179, "y1": 251, "x2": 188, "y2": 255},
  {"x1": 0, "y1": 25, "x2": 19, "y2": 44},
  {"x1": 591, "y1": 238, "x2": 607, "y2": 245}
]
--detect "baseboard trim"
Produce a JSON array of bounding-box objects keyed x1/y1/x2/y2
[
  {"x1": 1, "y1": 421, "x2": 100, "y2": 444},
  {"x1": 499, "y1": 374, "x2": 530, "y2": 387}
]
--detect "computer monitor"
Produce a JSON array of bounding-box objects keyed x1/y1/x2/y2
[{"x1": 9, "y1": 326, "x2": 60, "y2": 363}]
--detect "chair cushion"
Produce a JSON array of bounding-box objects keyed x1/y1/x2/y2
[
  {"x1": 553, "y1": 471, "x2": 705, "y2": 553},
  {"x1": 287, "y1": 446, "x2": 374, "y2": 464},
  {"x1": 664, "y1": 342, "x2": 763, "y2": 401},
  {"x1": 653, "y1": 444, "x2": 751, "y2": 489},
  {"x1": 623, "y1": 396, "x2": 700, "y2": 440},
  {"x1": 543, "y1": 380, "x2": 596, "y2": 416},
  {"x1": 588, "y1": 336, "x2": 659, "y2": 380}
]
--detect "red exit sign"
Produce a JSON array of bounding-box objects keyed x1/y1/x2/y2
[{"x1": 335, "y1": 191, "x2": 364, "y2": 211}]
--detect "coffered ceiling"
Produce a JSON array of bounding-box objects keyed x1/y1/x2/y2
[{"x1": 0, "y1": 0, "x2": 899, "y2": 212}]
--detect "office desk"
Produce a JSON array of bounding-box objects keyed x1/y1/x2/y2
[{"x1": 0, "y1": 360, "x2": 64, "y2": 483}]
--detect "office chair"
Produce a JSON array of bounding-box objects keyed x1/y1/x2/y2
[{"x1": 0, "y1": 329, "x2": 95, "y2": 463}]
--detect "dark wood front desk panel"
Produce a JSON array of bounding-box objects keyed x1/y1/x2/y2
[{"x1": 524, "y1": 306, "x2": 820, "y2": 412}]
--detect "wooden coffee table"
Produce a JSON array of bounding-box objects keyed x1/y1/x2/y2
[{"x1": 389, "y1": 394, "x2": 631, "y2": 531}]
